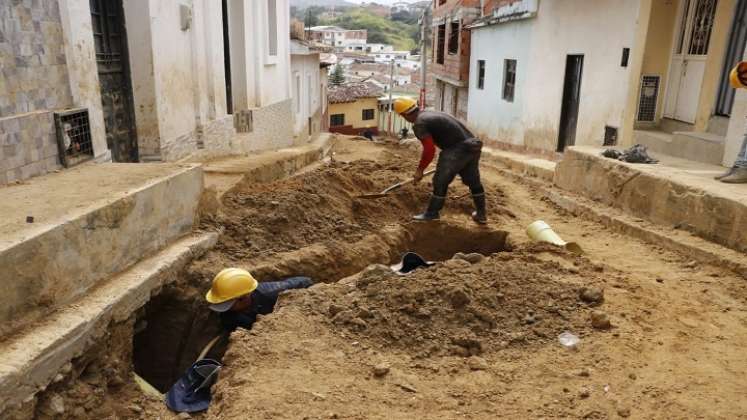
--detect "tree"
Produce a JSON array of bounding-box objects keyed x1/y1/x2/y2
[{"x1": 329, "y1": 65, "x2": 346, "y2": 86}]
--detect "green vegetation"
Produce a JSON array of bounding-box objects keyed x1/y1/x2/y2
[
  {"x1": 329, "y1": 65, "x2": 346, "y2": 85},
  {"x1": 322, "y1": 9, "x2": 420, "y2": 52}
]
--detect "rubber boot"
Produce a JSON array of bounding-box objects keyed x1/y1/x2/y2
[
  {"x1": 413, "y1": 196, "x2": 445, "y2": 221},
  {"x1": 715, "y1": 166, "x2": 736, "y2": 180},
  {"x1": 720, "y1": 167, "x2": 747, "y2": 184},
  {"x1": 471, "y1": 193, "x2": 487, "y2": 224}
]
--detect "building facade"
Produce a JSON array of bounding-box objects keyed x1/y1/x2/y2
[
  {"x1": 465, "y1": 0, "x2": 746, "y2": 166},
  {"x1": 307, "y1": 26, "x2": 368, "y2": 51},
  {"x1": 327, "y1": 83, "x2": 382, "y2": 135},
  {"x1": 0, "y1": 0, "x2": 295, "y2": 185},
  {"x1": 290, "y1": 40, "x2": 329, "y2": 143},
  {"x1": 430, "y1": 0, "x2": 480, "y2": 120}
]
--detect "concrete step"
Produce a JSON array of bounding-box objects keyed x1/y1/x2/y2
[
  {"x1": 635, "y1": 129, "x2": 725, "y2": 165},
  {"x1": 0, "y1": 162, "x2": 203, "y2": 339},
  {"x1": 554, "y1": 146, "x2": 747, "y2": 253},
  {"x1": 0, "y1": 232, "x2": 217, "y2": 416}
]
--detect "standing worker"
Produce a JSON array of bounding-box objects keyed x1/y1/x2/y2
[
  {"x1": 393, "y1": 97, "x2": 487, "y2": 223},
  {"x1": 205, "y1": 268, "x2": 313, "y2": 332},
  {"x1": 716, "y1": 61, "x2": 747, "y2": 184}
]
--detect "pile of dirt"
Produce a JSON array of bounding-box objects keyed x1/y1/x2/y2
[
  {"x1": 202, "y1": 152, "x2": 509, "y2": 257},
  {"x1": 286, "y1": 243, "x2": 607, "y2": 359}
]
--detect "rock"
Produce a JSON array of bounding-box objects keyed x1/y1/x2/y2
[
  {"x1": 129, "y1": 404, "x2": 143, "y2": 414},
  {"x1": 576, "y1": 368, "x2": 590, "y2": 377},
  {"x1": 590, "y1": 311, "x2": 612, "y2": 330},
  {"x1": 579, "y1": 287, "x2": 605, "y2": 304},
  {"x1": 396, "y1": 383, "x2": 418, "y2": 393},
  {"x1": 328, "y1": 303, "x2": 344, "y2": 317},
  {"x1": 628, "y1": 373, "x2": 637, "y2": 380},
  {"x1": 49, "y1": 394, "x2": 65, "y2": 415},
  {"x1": 399, "y1": 138, "x2": 420, "y2": 150},
  {"x1": 579, "y1": 388, "x2": 590, "y2": 399},
  {"x1": 178, "y1": 412, "x2": 192, "y2": 419},
  {"x1": 454, "y1": 252, "x2": 485, "y2": 264},
  {"x1": 656, "y1": 277, "x2": 664, "y2": 283},
  {"x1": 53, "y1": 373, "x2": 64, "y2": 383},
  {"x1": 444, "y1": 258, "x2": 472, "y2": 269},
  {"x1": 373, "y1": 363, "x2": 390, "y2": 377},
  {"x1": 467, "y1": 356, "x2": 489, "y2": 371},
  {"x1": 617, "y1": 407, "x2": 631, "y2": 417},
  {"x1": 451, "y1": 337, "x2": 483, "y2": 356},
  {"x1": 447, "y1": 287, "x2": 471, "y2": 308},
  {"x1": 524, "y1": 313, "x2": 536, "y2": 324},
  {"x1": 685, "y1": 260, "x2": 698, "y2": 269}
]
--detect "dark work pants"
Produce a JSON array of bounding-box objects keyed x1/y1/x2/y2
[{"x1": 432, "y1": 138, "x2": 484, "y2": 198}]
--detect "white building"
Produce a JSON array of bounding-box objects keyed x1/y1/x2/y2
[
  {"x1": 290, "y1": 40, "x2": 329, "y2": 142},
  {"x1": 372, "y1": 51, "x2": 411, "y2": 63},
  {"x1": 308, "y1": 26, "x2": 368, "y2": 51},
  {"x1": 0, "y1": 0, "x2": 296, "y2": 184},
  {"x1": 466, "y1": 0, "x2": 746, "y2": 167}
]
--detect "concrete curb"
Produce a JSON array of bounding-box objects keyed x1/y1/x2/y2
[{"x1": 0, "y1": 232, "x2": 218, "y2": 416}]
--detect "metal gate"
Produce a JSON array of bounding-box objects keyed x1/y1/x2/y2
[{"x1": 91, "y1": 0, "x2": 138, "y2": 162}]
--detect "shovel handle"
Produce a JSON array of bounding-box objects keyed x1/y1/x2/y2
[
  {"x1": 197, "y1": 333, "x2": 227, "y2": 361},
  {"x1": 381, "y1": 169, "x2": 436, "y2": 194}
]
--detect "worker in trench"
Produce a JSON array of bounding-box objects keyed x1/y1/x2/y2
[
  {"x1": 205, "y1": 268, "x2": 313, "y2": 331},
  {"x1": 393, "y1": 97, "x2": 487, "y2": 223},
  {"x1": 716, "y1": 61, "x2": 747, "y2": 184}
]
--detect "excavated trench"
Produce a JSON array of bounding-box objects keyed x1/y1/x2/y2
[{"x1": 130, "y1": 221, "x2": 509, "y2": 392}]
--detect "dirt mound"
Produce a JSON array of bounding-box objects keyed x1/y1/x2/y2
[
  {"x1": 287, "y1": 243, "x2": 605, "y2": 359},
  {"x1": 196, "y1": 147, "x2": 511, "y2": 275}
]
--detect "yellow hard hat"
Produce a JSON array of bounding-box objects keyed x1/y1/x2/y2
[
  {"x1": 205, "y1": 268, "x2": 258, "y2": 305},
  {"x1": 730, "y1": 61, "x2": 747, "y2": 89},
  {"x1": 393, "y1": 97, "x2": 418, "y2": 115}
]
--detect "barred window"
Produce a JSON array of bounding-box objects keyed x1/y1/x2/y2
[
  {"x1": 330, "y1": 114, "x2": 345, "y2": 126},
  {"x1": 362, "y1": 109, "x2": 375, "y2": 120},
  {"x1": 503, "y1": 59, "x2": 517, "y2": 102}
]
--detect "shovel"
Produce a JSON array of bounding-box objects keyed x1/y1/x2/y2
[{"x1": 357, "y1": 169, "x2": 436, "y2": 199}]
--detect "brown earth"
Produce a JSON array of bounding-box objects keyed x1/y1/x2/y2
[{"x1": 92, "y1": 137, "x2": 747, "y2": 419}]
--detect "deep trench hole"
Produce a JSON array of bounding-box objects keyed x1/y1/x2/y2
[
  {"x1": 132, "y1": 288, "x2": 229, "y2": 393},
  {"x1": 395, "y1": 222, "x2": 509, "y2": 263}
]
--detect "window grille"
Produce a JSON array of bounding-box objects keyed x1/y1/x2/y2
[
  {"x1": 436, "y1": 24, "x2": 446, "y2": 64},
  {"x1": 448, "y1": 21, "x2": 459, "y2": 55},
  {"x1": 54, "y1": 108, "x2": 94, "y2": 168},
  {"x1": 637, "y1": 75, "x2": 660, "y2": 122},
  {"x1": 604, "y1": 126, "x2": 618, "y2": 146},
  {"x1": 476, "y1": 60, "x2": 485, "y2": 90},
  {"x1": 503, "y1": 59, "x2": 517, "y2": 102},
  {"x1": 362, "y1": 109, "x2": 375, "y2": 120},
  {"x1": 330, "y1": 114, "x2": 345, "y2": 126}
]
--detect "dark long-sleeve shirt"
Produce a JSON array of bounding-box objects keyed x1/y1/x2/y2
[{"x1": 219, "y1": 276, "x2": 313, "y2": 332}]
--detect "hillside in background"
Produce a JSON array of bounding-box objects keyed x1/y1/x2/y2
[{"x1": 322, "y1": 8, "x2": 419, "y2": 52}]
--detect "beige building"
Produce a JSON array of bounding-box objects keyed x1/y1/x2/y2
[
  {"x1": 328, "y1": 83, "x2": 382, "y2": 135},
  {"x1": 465, "y1": 0, "x2": 746, "y2": 167}
]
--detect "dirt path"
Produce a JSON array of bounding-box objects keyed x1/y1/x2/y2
[{"x1": 134, "y1": 138, "x2": 747, "y2": 420}]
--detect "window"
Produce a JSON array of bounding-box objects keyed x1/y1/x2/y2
[
  {"x1": 448, "y1": 21, "x2": 459, "y2": 55},
  {"x1": 476, "y1": 60, "x2": 485, "y2": 90},
  {"x1": 267, "y1": 0, "x2": 277, "y2": 57},
  {"x1": 330, "y1": 114, "x2": 345, "y2": 126},
  {"x1": 503, "y1": 59, "x2": 517, "y2": 102},
  {"x1": 362, "y1": 109, "x2": 375, "y2": 120},
  {"x1": 436, "y1": 24, "x2": 445, "y2": 64}
]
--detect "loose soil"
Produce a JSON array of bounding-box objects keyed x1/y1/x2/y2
[{"x1": 110, "y1": 137, "x2": 747, "y2": 419}]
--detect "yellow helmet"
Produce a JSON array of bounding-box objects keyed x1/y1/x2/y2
[
  {"x1": 393, "y1": 97, "x2": 418, "y2": 116},
  {"x1": 730, "y1": 61, "x2": 747, "y2": 89},
  {"x1": 205, "y1": 268, "x2": 258, "y2": 304}
]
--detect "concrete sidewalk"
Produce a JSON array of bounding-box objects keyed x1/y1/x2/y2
[{"x1": 555, "y1": 146, "x2": 747, "y2": 253}]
